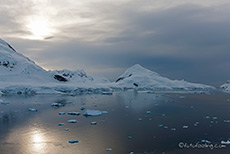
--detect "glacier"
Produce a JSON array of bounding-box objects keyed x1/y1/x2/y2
[{"x1": 0, "y1": 38, "x2": 216, "y2": 95}]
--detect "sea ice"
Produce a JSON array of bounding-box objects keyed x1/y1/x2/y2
[
  {"x1": 68, "y1": 119, "x2": 77, "y2": 123},
  {"x1": 201, "y1": 140, "x2": 211, "y2": 144},
  {"x1": 106, "y1": 148, "x2": 112, "y2": 151},
  {"x1": 83, "y1": 109, "x2": 104, "y2": 116},
  {"x1": 0, "y1": 100, "x2": 9, "y2": 105},
  {"x1": 146, "y1": 111, "x2": 151, "y2": 114},
  {"x1": 68, "y1": 140, "x2": 79, "y2": 143},
  {"x1": 221, "y1": 140, "x2": 230, "y2": 145},
  {"x1": 183, "y1": 126, "x2": 189, "y2": 129},
  {"x1": 80, "y1": 107, "x2": 85, "y2": 110},
  {"x1": 58, "y1": 123, "x2": 64, "y2": 126},
  {"x1": 90, "y1": 121, "x2": 97, "y2": 125},
  {"x1": 68, "y1": 112, "x2": 80, "y2": 115},
  {"x1": 51, "y1": 103, "x2": 64, "y2": 107},
  {"x1": 28, "y1": 108, "x2": 37, "y2": 112},
  {"x1": 59, "y1": 112, "x2": 66, "y2": 115}
]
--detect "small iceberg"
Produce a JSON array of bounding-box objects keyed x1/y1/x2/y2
[
  {"x1": 201, "y1": 140, "x2": 211, "y2": 144},
  {"x1": 221, "y1": 140, "x2": 230, "y2": 145},
  {"x1": 101, "y1": 92, "x2": 113, "y2": 95},
  {"x1": 68, "y1": 140, "x2": 79, "y2": 143},
  {"x1": 59, "y1": 112, "x2": 66, "y2": 115},
  {"x1": 0, "y1": 99, "x2": 9, "y2": 105},
  {"x1": 68, "y1": 112, "x2": 80, "y2": 115},
  {"x1": 90, "y1": 121, "x2": 97, "y2": 125},
  {"x1": 146, "y1": 111, "x2": 151, "y2": 114},
  {"x1": 68, "y1": 119, "x2": 77, "y2": 123},
  {"x1": 83, "y1": 109, "x2": 107, "y2": 116},
  {"x1": 106, "y1": 148, "x2": 112, "y2": 151},
  {"x1": 51, "y1": 103, "x2": 64, "y2": 107},
  {"x1": 28, "y1": 108, "x2": 37, "y2": 112},
  {"x1": 58, "y1": 123, "x2": 64, "y2": 126},
  {"x1": 183, "y1": 125, "x2": 189, "y2": 129},
  {"x1": 80, "y1": 107, "x2": 85, "y2": 110}
]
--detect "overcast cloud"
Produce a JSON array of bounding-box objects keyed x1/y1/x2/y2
[{"x1": 1, "y1": 0, "x2": 230, "y2": 85}]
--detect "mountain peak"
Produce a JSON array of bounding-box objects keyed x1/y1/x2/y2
[{"x1": 0, "y1": 39, "x2": 16, "y2": 53}]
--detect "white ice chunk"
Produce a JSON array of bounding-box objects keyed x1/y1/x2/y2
[
  {"x1": 90, "y1": 121, "x2": 97, "y2": 125},
  {"x1": 28, "y1": 108, "x2": 37, "y2": 112},
  {"x1": 68, "y1": 119, "x2": 77, "y2": 123},
  {"x1": 83, "y1": 109, "x2": 103, "y2": 116},
  {"x1": 221, "y1": 140, "x2": 230, "y2": 145},
  {"x1": 59, "y1": 112, "x2": 66, "y2": 115},
  {"x1": 68, "y1": 112, "x2": 80, "y2": 115},
  {"x1": 183, "y1": 126, "x2": 189, "y2": 129},
  {"x1": 106, "y1": 148, "x2": 112, "y2": 151},
  {"x1": 68, "y1": 140, "x2": 79, "y2": 143}
]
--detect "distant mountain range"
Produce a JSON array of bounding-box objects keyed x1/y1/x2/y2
[{"x1": 0, "y1": 39, "x2": 221, "y2": 95}]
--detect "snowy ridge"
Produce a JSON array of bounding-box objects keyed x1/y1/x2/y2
[
  {"x1": 0, "y1": 39, "x2": 215, "y2": 95},
  {"x1": 111, "y1": 64, "x2": 215, "y2": 91}
]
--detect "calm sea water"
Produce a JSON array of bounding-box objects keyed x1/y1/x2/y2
[{"x1": 0, "y1": 92, "x2": 230, "y2": 154}]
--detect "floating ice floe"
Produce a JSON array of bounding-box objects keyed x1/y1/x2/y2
[
  {"x1": 65, "y1": 101, "x2": 72, "y2": 104},
  {"x1": 164, "y1": 126, "x2": 168, "y2": 129},
  {"x1": 68, "y1": 140, "x2": 79, "y2": 143},
  {"x1": 201, "y1": 140, "x2": 211, "y2": 144},
  {"x1": 106, "y1": 148, "x2": 112, "y2": 151},
  {"x1": 83, "y1": 109, "x2": 107, "y2": 116},
  {"x1": 68, "y1": 112, "x2": 80, "y2": 115},
  {"x1": 51, "y1": 103, "x2": 64, "y2": 107},
  {"x1": 90, "y1": 121, "x2": 97, "y2": 125},
  {"x1": 58, "y1": 123, "x2": 64, "y2": 126},
  {"x1": 68, "y1": 119, "x2": 77, "y2": 123},
  {"x1": 158, "y1": 124, "x2": 163, "y2": 127},
  {"x1": 80, "y1": 107, "x2": 85, "y2": 110},
  {"x1": 194, "y1": 122, "x2": 199, "y2": 126},
  {"x1": 59, "y1": 112, "x2": 66, "y2": 115},
  {"x1": 205, "y1": 116, "x2": 210, "y2": 119},
  {"x1": 0, "y1": 99, "x2": 9, "y2": 105},
  {"x1": 171, "y1": 128, "x2": 176, "y2": 131},
  {"x1": 183, "y1": 126, "x2": 189, "y2": 129},
  {"x1": 221, "y1": 140, "x2": 230, "y2": 145},
  {"x1": 224, "y1": 120, "x2": 230, "y2": 123},
  {"x1": 28, "y1": 108, "x2": 37, "y2": 112},
  {"x1": 179, "y1": 96, "x2": 186, "y2": 99},
  {"x1": 65, "y1": 128, "x2": 69, "y2": 131},
  {"x1": 101, "y1": 92, "x2": 113, "y2": 95},
  {"x1": 128, "y1": 136, "x2": 132, "y2": 139},
  {"x1": 146, "y1": 111, "x2": 151, "y2": 114},
  {"x1": 213, "y1": 117, "x2": 218, "y2": 120},
  {"x1": 138, "y1": 118, "x2": 142, "y2": 121}
]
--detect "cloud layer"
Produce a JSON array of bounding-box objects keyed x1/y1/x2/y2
[{"x1": 1, "y1": 0, "x2": 230, "y2": 85}]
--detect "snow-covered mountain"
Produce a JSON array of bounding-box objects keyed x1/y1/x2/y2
[
  {"x1": 0, "y1": 39, "x2": 215, "y2": 94},
  {"x1": 220, "y1": 81, "x2": 230, "y2": 92},
  {"x1": 0, "y1": 39, "x2": 52, "y2": 85},
  {"x1": 112, "y1": 64, "x2": 214, "y2": 91},
  {"x1": 0, "y1": 39, "x2": 110, "y2": 94}
]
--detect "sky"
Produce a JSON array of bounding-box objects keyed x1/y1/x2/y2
[{"x1": 0, "y1": 0, "x2": 230, "y2": 86}]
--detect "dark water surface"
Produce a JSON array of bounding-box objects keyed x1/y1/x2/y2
[{"x1": 0, "y1": 92, "x2": 230, "y2": 154}]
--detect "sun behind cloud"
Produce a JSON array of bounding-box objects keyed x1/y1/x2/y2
[{"x1": 25, "y1": 16, "x2": 55, "y2": 40}]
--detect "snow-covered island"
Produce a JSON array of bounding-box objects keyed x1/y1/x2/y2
[{"x1": 0, "y1": 39, "x2": 215, "y2": 95}]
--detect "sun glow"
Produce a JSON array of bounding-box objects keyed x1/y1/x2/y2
[{"x1": 26, "y1": 17, "x2": 54, "y2": 40}]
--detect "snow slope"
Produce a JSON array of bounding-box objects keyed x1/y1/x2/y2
[
  {"x1": 0, "y1": 39, "x2": 111, "y2": 94},
  {"x1": 111, "y1": 64, "x2": 215, "y2": 91}
]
